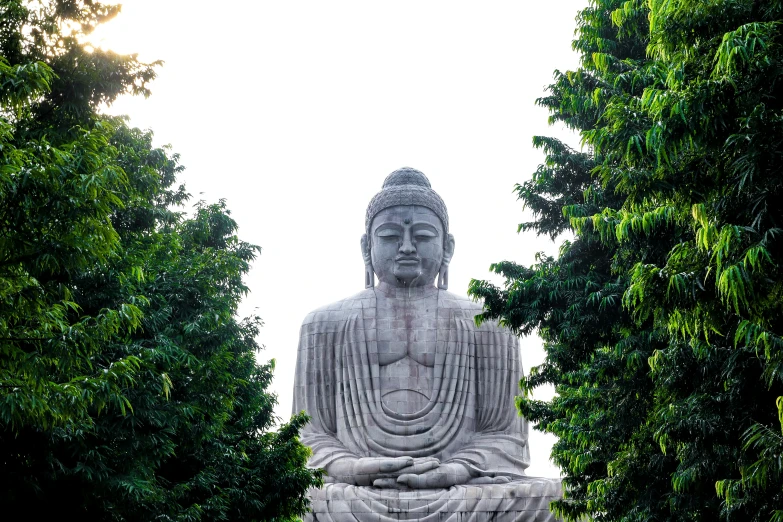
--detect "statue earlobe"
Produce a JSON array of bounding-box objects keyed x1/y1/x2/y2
[
  {"x1": 437, "y1": 267, "x2": 449, "y2": 290},
  {"x1": 361, "y1": 234, "x2": 374, "y2": 288},
  {"x1": 365, "y1": 265, "x2": 375, "y2": 288},
  {"x1": 438, "y1": 234, "x2": 455, "y2": 290}
]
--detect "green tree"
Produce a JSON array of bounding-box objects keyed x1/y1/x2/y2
[
  {"x1": 1, "y1": 1, "x2": 321, "y2": 519},
  {"x1": 0, "y1": 0, "x2": 151, "y2": 438},
  {"x1": 470, "y1": 1, "x2": 783, "y2": 520}
]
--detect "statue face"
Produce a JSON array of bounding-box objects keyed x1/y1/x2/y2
[{"x1": 369, "y1": 205, "x2": 448, "y2": 287}]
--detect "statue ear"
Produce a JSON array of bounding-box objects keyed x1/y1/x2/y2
[
  {"x1": 438, "y1": 234, "x2": 455, "y2": 290},
  {"x1": 361, "y1": 234, "x2": 374, "y2": 288}
]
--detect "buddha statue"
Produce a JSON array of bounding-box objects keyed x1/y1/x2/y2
[{"x1": 292, "y1": 168, "x2": 562, "y2": 521}]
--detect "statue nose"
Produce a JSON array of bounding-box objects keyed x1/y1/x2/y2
[{"x1": 399, "y1": 233, "x2": 416, "y2": 254}]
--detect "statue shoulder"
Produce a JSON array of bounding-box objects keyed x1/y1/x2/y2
[
  {"x1": 300, "y1": 289, "x2": 376, "y2": 327},
  {"x1": 438, "y1": 289, "x2": 512, "y2": 333},
  {"x1": 437, "y1": 289, "x2": 484, "y2": 313}
]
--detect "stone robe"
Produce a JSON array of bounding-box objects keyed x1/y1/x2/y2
[{"x1": 293, "y1": 287, "x2": 562, "y2": 522}]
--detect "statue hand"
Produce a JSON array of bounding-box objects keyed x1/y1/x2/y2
[
  {"x1": 329, "y1": 456, "x2": 438, "y2": 487},
  {"x1": 396, "y1": 462, "x2": 472, "y2": 489},
  {"x1": 370, "y1": 457, "x2": 440, "y2": 488}
]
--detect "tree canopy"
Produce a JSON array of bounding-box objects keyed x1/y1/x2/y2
[
  {"x1": 470, "y1": 1, "x2": 783, "y2": 520},
  {"x1": 0, "y1": 1, "x2": 320, "y2": 519}
]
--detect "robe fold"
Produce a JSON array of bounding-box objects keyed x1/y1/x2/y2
[{"x1": 293, "y1": 288, "x2": 562, "y2": 522}]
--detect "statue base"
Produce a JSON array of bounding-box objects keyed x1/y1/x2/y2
[{"x1": 307, "y1": 477, "x2": 562, "y2": 522}]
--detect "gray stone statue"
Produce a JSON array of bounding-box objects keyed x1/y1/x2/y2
[{"x1": 293, "y1": 168, "x2": 562, "y2": 521}]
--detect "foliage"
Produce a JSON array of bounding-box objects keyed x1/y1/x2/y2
[
  {"x1": 0, "y1": 1, "x2": 321, "y2": 520},
  {"x1": 470, "y1": 1, "x2": 783, "y2": 520}
]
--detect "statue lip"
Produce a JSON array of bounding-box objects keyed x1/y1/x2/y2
[{"x1": 395, "y1": 257, "x2": 419, "y2": 265}]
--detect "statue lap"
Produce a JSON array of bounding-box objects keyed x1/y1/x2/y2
[{"x1": 308, "y1": 479, "x2": 562, "y2": 522}]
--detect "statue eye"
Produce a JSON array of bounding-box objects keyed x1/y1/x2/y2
[
  {"x1": 413, "y1": 229, "x2": 437, "y2": 240},
  {"x1": 376, "y1": 229, "x2": 401, "y2": 241}
]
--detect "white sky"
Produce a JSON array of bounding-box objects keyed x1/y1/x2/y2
[{"x1": 90, "y1": 0, "x2": 587, "y2": 478}]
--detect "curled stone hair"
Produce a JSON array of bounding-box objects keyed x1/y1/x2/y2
[{"x1": 365, "y1": 167, "x2": 449, "y2": 235}]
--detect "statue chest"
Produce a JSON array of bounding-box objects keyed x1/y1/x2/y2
[{"x1": 374, "y1": 294, "x2": 438, "y2": 415}]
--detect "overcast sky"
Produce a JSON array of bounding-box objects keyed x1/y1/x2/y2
[{"x1": 90, "y1": 0, "x2": 587, "y2": 478}]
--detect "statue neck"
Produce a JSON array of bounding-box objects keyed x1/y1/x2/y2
[{"x1": 375, "y1": 281, "x2": 439, "y2": 300}]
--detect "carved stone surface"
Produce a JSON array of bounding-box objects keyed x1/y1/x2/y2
[{"x1": 292, "y1": 168, "x2": 562, "y2": 521}]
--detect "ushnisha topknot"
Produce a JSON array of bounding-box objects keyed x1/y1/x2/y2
[{"x1": 365, "y1": 167, "x2": 449, "y2": 235}]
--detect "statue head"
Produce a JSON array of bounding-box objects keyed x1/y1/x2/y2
[{"x1": 361, "y1": 168, "x2": 456, "y2": 289}]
